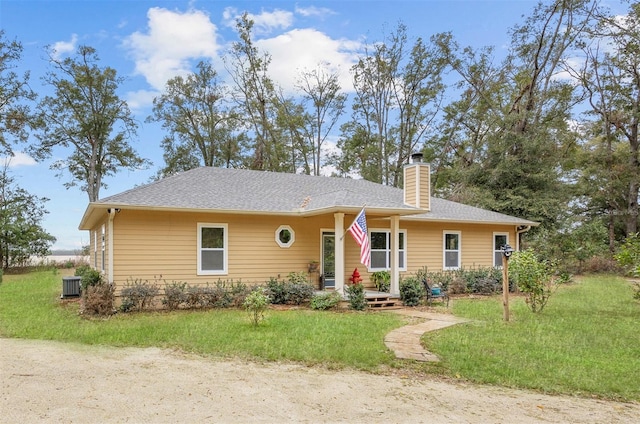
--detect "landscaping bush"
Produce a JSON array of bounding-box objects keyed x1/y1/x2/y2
[
  {"x1": 120, "y1": 279, "x2": 160, "y2": 312},
  {"x1": 266, "y1": 277, "x2": 287, "y2": 304},
  {"x1": 418, "y1": 267, "x2": 505, "y2": 295},
  {"x1": 400, "y1": 276, "x2": 425, "y2": 306},
  {"x1": 162, "y1": 281, "x2": 188, "y2": 311},
  {"x1": 75, "y1": 265, "x2": 103, "y2": 290},
  {"x1": 510, "y1": 249, "x2": 556, "y2": 313},
  {"x1": 227, "y1": 280, "x2": 250, "y2": 307},
  {"x1": 244, "y1": 287, "x2": 270, "y2": 326},
  {"x1": 80, "y1": 282, "x2": 115, "y2": 316},
  {"x1": 266, "y1": 273, "x2": 314, "y2": 305},
  {"x1": 615, "y1": 232, "x2": 640, "y2": 277},
  {"x1": 286, "y1": 282, "x2": 314, "y2": 305},
  {"x1": 199, "y1": 284, "x2": 233, "y2": 309},
  {"x1": 310, "y1": 291, "x2": 342, "y2": 310},
  {"x1": 345, "y1": 283, "x2": 366, "y2": 310}
]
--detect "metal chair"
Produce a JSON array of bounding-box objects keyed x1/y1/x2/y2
[{"x1": 423, "y1": 279, "x2": 449, "y2": 307}]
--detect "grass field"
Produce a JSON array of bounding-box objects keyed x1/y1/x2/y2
[
  {"x1": 1, "y1": 270, "x2": 638, "y2": 401},
  {"x1": 424, "y1": 275, "x2": 640, "y2": 401}
]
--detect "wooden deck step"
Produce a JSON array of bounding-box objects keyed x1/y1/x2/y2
[{"x1": 366, "y1": 295, "x2": 402, "y2": 310}]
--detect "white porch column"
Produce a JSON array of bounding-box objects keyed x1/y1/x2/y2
[
  {"x1": 390, "y1": 215, "x2": 400, "y2": 295},
  {"x1": 334, "y1": 213, "x2": 345, "y2": 294}
]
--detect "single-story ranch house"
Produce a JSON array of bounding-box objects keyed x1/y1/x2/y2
[{"x1": 79, "y1": 154, "x2": 537, "y2": 296}]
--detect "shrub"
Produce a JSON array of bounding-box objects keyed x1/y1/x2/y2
[
  {"x1": 266, "y1": 273, "x2": 314, "y2": 305},
  {"x1": 345, "y1": 283, "x2": 366, "y2": 311},
  {"x1": 200, "y1": 284, "x2": 232, "y2": 309},
  {"x1": 162, "y1": 281, "x2": 188, "y2": 311},
  {"x1": 632, "y1": 281, "x2": 640, "y2": 301},
  {"x1": 80, "y1": 282, "x2": 115, "y2": 316},
  {"x1": 615, "y1": 233, "x2": 640, "y2": 277},
  {"x1": 266, "y1": 278, "x2": 287, "y2": 304},
  {"x1": 244, "y1": 287, "x2": 270, "y2": 326},
  {"x1": 75, "y1": 266, "x2": 103, "y2": 290},
  {"x1": 400, "y1": 276, "x2": 425, "y2": 306},
  {"x1": 510, "y1": 249, "x2": 556, "y2": 313},
  {"x1": 120, "y1": 279, "x2": 160, "y2": 312},
  {"x1": 371, "y1": 270, "x2": 390, "y2": 292},
  {"x1": 310, "y1": 291, "x2": 342, "y2": 310},
  {"x1": 227, "y1": 281, "x2": 250, "y2": 307},
  {"x1": 555, "y1": 271, "x2": 574, "y2": 285},
  {"x1": 285, "y1": 283, "x2": 314, "y2": 306}
]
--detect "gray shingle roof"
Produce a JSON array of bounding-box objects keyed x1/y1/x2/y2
[{"x1": 83, "y1": 167, "x2": 537, "y2": 227}]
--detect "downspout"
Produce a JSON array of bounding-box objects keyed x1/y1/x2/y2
[
  {"x1": 107, "y1": 208, "x2": 119, "y2": 283},
  {"x1": 515, "y1": 225, "x2": 531, "y2": 251}
]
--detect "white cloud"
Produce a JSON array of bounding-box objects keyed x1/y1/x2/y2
[
  {"x1": 222, "y1": 7, "x2": 294, "y2": 34},
  {"x1": 123, "y1": 7, "x2": 220, "y2": 91},
  {"x1": 126, "y1": 89, "x2": 159, "y2": 112},
  {"x1": 51, "y1": 34, "x2": 78, "y2": 60},
  {"x1": 257, "y1": 28, "x2": 361, "y2": 94},
  {"x1": 1, "y1": 151, "x2": 37, "y2": 168},
  {"x1": 295, "y1": 5, "x2": 336, "y2": 19}
]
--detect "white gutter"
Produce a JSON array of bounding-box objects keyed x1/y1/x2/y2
[{"x1": 515, "y1": 225, "x2": 532, "y2": 251}]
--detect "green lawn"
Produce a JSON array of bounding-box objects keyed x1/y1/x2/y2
[
  {"x1": 0, "y1": 270, "x2": 402, "y2": 371},
  {"x1": 1, "y1": 270, "x2": 638, "y2": 401},
  {"x1": 424, "y1": 275, "x2": 640, "y2": 401}
]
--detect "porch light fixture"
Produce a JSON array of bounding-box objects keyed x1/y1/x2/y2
[{"x1": 501, "y1": 244, "x2": 514, "y2": 259}]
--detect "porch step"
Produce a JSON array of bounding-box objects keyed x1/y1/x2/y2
[{"x1": 366, "y1": 294, "x2": 402, "y2": 310}]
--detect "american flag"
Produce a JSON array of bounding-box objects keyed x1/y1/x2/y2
[{"x1": 348, "y1": 207, "x2": 371, "y2": 268}]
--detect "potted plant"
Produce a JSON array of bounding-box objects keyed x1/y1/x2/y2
[
  {"x1": 308, "y1": 260, "x2": 319, "y2": 273},
  {"x1": 371, "y1": 270, "x2": 390, "y2": 292}
]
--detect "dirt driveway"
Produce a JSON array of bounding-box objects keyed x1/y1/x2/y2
[{"x1": 1, "y1": 338, "x2": 638, "y2": 423}]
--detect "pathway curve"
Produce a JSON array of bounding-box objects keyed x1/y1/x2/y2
[{"x1": 384, "y1": 309, "x2": 469, "y2": 361}]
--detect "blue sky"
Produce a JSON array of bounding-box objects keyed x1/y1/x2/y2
[{"x1": 1, "y1": 0, "x2": 544, "y2": 251}]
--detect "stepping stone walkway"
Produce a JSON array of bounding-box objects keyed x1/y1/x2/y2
[{"x1": 384, "y1": 309, "x2": 469, "y2": 362}]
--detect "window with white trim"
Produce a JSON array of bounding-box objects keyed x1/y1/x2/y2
[
  {"x1": 493, "y1": 233, "x2": 509, "y2": 267},
  {"x1": 443, "y1": 231, "x2": 461, "y2": 270},
  {"x1": 369, "y1": 230, "x2": 406, "y2": 271},
  {"x1": 198, "y1": 223, "x2": 228, "y2": 275},
  {"x1": 93, "y1": 230, "x2": 98, "y2": 269},
  {"x1": 101, "y1": 225, "x2": 105, "y2": 272},
  {"x1": 275, "y1": 225, "x2": 295, "y2": 248}
]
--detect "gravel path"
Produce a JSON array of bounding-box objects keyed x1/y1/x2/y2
[{"x1": 1, "y1": 338, "x2": 638, "y2": 423}]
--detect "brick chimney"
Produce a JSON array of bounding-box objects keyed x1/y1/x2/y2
[{"x1": 403, "y1": 153, "x2": 431, "y2": 211}]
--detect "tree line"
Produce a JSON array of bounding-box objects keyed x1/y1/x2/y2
[{"x1": 1, "y1": 0, "x2": 639, "y2": 271}]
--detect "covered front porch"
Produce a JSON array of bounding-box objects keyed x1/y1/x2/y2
[{"x1": 316, "y1": 211, "x2": 406, "y2": 297}]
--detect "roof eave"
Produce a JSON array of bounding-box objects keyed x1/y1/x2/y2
[
  {"x1": 401, "y1": 215, "x2": 539, "y2": 226},
  {"x1": 78, "y1": 202, "x2": 426, "y2": 229}
]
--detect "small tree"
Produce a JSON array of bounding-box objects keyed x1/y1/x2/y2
[
  {"x1": 614, "y1": 233, "x2": 640, "y2": 277},
  {"x1": 0, "y1": 165, "x2": 55, "y2": 269},
  {"x1": 344, "y1": 282, "x2": 367, "y2": 311},
  {"x1": 243, "y1": 287, "x2": 270, "y2": 326},
  {"x1": 510, "y1": 249, "x2": 556, "y2": 313}
]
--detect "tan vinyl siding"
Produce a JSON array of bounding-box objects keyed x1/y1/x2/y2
[
  {"x1": 109, "y1": 210, "x2": 331, "y2": 290},
  {"x1": 402, "y1": 222, "x2": 516, "y2": 275},
  {"x1": 419, "y1": 165, "x2": 430, "y2": 211},
  {"x1": 404, "y1": 166, "x2": 416, "y2": 206},
  {"x1": 403, "y1": 163, "x2": 430, "y2": 210},
  {"x1": 92, "y1": 208, "x2": 519, "y2": 295}
]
